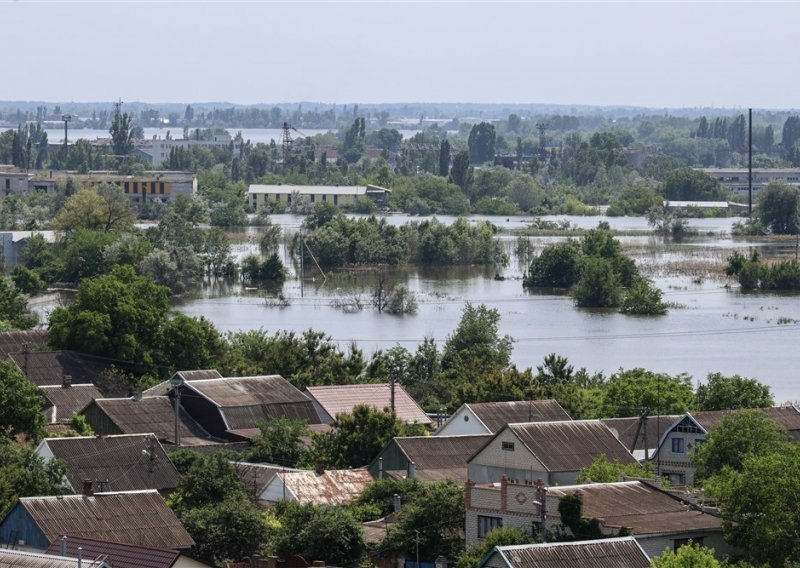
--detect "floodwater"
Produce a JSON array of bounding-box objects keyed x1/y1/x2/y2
[{"x1": 174, "y1": 214, "x2": 800, "y2": 405}]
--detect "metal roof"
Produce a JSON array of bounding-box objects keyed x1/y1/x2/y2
[
  {"x1": 16, "y1": 491, "x2": 194, "y2": 550},
  {"x1": 0, "y1": 330, "x2": 48, "y2": 360},
  {"x1": 277, "y1": 469, "x2": 373, "y2": 506},
  {"x1": 691, "y1": 406, "x2": 800, "y2": 433},
  {"x1": 248, "y1": 185, "x2": 367, "y2": 196},
  {"x1": 40, "y1": 384, "x2": 104, "y2": 424},
  {"x1": 231, "y1": 462, "x2": 300, "y2": 498},
  {"x1": 466, "y1": 401, "x2": 571, "y2": 433},
  {"x1": 143, "y1": 370, "x2": 223, "y2": 397},
  {"x1": 489, "y1": 537, "x2": 650, "y2": 568},
  {"x1": 44, "y1": 536, "x2": 182, "y2": 568},
  {"x1": 391, "y1": 435, "x2": 492, "y2": 482},
  {"x1": 90, "y1": 397, "x2": 220, "y2": 446},
  {"x1": 0, "y1": 549, "x2": 108, "y2": 568},
  {"x1": 39, "y1": 434, "x2": 179, "y2": 493},
  {"x1": 306, "y1": 383, "x2": 432, "y2": 425},
  {"x1": 10, "y1": 351, "x2": 128, "y2": 397},
  {"x1": 601, "y1": 415, "x2": 680, "y2": 452},
  {"x1": 547, "y1": 481, "x2": 723, "y2": 535},
  {"x1": 505, "y1": 420, "x2": 637, "y2": 472}
]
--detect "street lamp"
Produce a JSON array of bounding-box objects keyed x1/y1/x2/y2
[{"x1": 169, "y1": 375, "x2": 185, "y2": 447}]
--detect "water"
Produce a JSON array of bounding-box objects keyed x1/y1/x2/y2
[{"x1": 174, "y1": 215, "x2": 800, "y2": 404}]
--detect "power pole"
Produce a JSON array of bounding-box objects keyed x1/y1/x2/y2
[
  {"x1": 282, "y1": 122, "x2": 293, "y2": 171},
  {"x1": 61, "y1": 114, "x2": 71, "y2": 162}
]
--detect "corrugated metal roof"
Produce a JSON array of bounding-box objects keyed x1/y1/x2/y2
[
  {"x1": 40, "y1": 435, "x2": 179, "y2": 493},
  {"x1": 306, "y1": 383, "x2": 432, "y2": 425},
  {"x1": 44, "y1": 536, "x2": 181, "y2": 568},
  {"x1": 279, "y1": 469, "x2": 373, "y2": 506},
  {"x1": 231, "y1": 462, "x2": 300, "y2": 498},
  {"x1": 547, "y1": 481, "x2": 723, "y2": 535},
  {"x1": 467, "y1": 401, "x2": 571, "y2": 433},
  {"x1": 18, "y1": 491, "x2": 194, "y2": 550},
  {"x1": 0, "y1": 330, "x2": 48, "y2": 360},
  {"x1": 393, "y1": 435, "x2": 491, "y2": 482},
  {"x1": 492, "y1": 537, "x2": 650, "y2": 568},
  {"x1": 0, "y1": 549, "x2": 107, "y2": 568},
  {"x1": 692, "y1": 406, "x2": 800, "y2": 433},
  {"x1": 143, "y1": 370, "x2": 223, "y2": 397},
  {"x1": 91, "y1": 397, "x2": 221, "y2": 446},
  {"x1": 10, "y1": 351, "x2": 111, "y2": 388},
  {"x1": 40, "y1": 385, "x2": 104, "y2": 424},
  {"x1": 507, "y1": 420, "x2": 637, "y2": 472},
  {"x1": 248, "y1": 185, "x2": 367, "y2": 196},
  {"x1": 601, "y1": 415, "x2": 680, "y2": 452}
]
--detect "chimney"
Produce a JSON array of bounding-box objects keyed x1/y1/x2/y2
[
  {"x1": 407, "y1": 461, "x2": 416, "y2": 479},
  {"x1": 132, "y1": 388, "x2": 142, "y2": 402},
  {"x1": 378, "y1": 457, "x2": 383, "y2": 480},
  {"x1": 82, "y1": 479, "x2": 93, "y2": 496},
  {"x1": 77, "y1": 547, "x2": 83, "y2": 568},
  {"x1": 393, "y1": 493, "x2": 401, "y2": 513},
  {"x1": 62, "y1": 374, "x2": 72, "y2": 388},
  {"x1": 315, "y1": 459, "x2": 325, "y2": 475},
  {"x1": 59, "y1": 536, "x2": 67, "y2": 556}
]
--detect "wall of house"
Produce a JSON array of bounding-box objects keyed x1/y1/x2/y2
[
  {"x1": 0, "y1": 505, "x2": 49, "y2": 550},
  {"x1": 482, "y1": 553, "x2": 508, "y2": 568},
  {"x1": 465, "y1": 480, "x2": 542, "y2": 546},
  {"x1": 177, "y1": 388, "x2": 228, "y2": 438},
  {"x1": 636, "y1": 530, "x2": 729, "y2": 559},
  {"x1": 82, "y1": 404, "x2": 125, "y2": 436},
  {"x1": 368, "y1": 442, "x2": 409, "y2": 479},
  {"x1": 259, "y1": 477, "x2": 294, "y2": 503},
  {"x1": 468, "y1": 429, "x2": 547, "y2": 484},
  {"x1": 435, "y1": 408, "x2": 489, "y2": 437},
  {"x1": 654, "y1": 429, "x2": 705, "y2": 486}
]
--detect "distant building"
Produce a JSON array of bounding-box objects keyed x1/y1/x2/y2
[
  {"x1": 305, "y1": 383, "x2": 432, "y2": 427},
  {"x1": 0, "y1": 231, "x2": 57, "y2": 271},
  {"x1": 136, "y1": 132, "x2": 242, "y2": 166},
  {"x1": 436, "y1": 400, "x2": 571, "y2": 437},
  {"x1": 247, "y1": 184, "x2": 391, "y2": 209},
  {"x1": 699, "y1": 167, "x2": 800, "y2": 195}
]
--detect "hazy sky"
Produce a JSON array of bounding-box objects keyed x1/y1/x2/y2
[{"x1": 2, "y1": 1, "x2": 798, "y2": 109}]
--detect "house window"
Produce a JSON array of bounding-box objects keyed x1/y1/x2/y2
[
  {"x1": 4, "y1": 179, "x2": 9, "y2": 190},
  {"x1": 310, "y1": 194, "x2": 315, "y2": 203},
  {"x1": 322, "y1": 194, "x2": 327, "y2": 202},
  {"x1": 664, "y1": 472, "x2": 685, "y2": 486},
  {"x1": 674, "y1": 537, "x2": 703, "y2": 551},
  {"x1": 671, "y1": 437, "x2": 685, "y2": 454},
  {"x1": 333, "y1": 194, "x2": 338, "y2": 205},
  {"x1": 501, "y1": 442, "x2": 515, "y2": 451},
  {"x1": 160, "y1": 182, "x2": 165, "y2": 194},
  {"x1": 477, "y1": 516, "x2": 503, "y2": 538}
]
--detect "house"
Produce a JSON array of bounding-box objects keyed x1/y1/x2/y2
[
  {"x1": 143, "y1": 370, "x2": 223, "y2": 397},
  {"x1": 368, "y1": 434, "x2": 492, "y2": 482},
  {"x1": 601, "y1": 415, "x2": 680, "y2": 462},
  {"x1": 44, "y1": 536, "x2": 211, "y2": 568},
  {"x1": 247, "y1": 184, "x2": 391, "y2": 210},
  {"x1": 29, "y1": 171, "x2": 197, "y2": 203},
  {"x1": 465, "y1": 480, "x2": 727, "y2": 556},
  {"x1": 0, "y1": 231, "x2": 57, "y2": 271},
  {"x1": 175, "y1": 375, "x2": 321, "y2": 439},
  {"x1": 231, "y1": 461, "x2": 301, "y2": 499},
  {"x1": 650, "y1": 406, "x2": 800, "y2": 485},
  {"x1": 9, "y1": 350, "x2": 127, "y2": 397},
  {"x1": 80, "y1": 396, "x2": 222, "y2": 447},
  {"x1": 467, "y1": 420, "x2": 637, "y2": 485},
  {"x1": 0, "y1": 548, "x2": 111, "y2": 568},
  {"x1": 35, "y1": 434, "x2": 180, "y2": 494},
  {"x1": 260, "y1": 465, "x2": 373, "y2": 506},
  {"x1": 136, "y1": 133, "x2": 242, "y2": 166},
  {"x1": 478, "y1": 537, "x2": 650, "y2": 568},
  {"x1": 698, "y1": 167, "x2": 800, "y2": 195},
  {"x1": 305, "y1": 383, "x2": 432, "y2": 427},
  {"x1": 40, "y1": 383, "x2": 104, "y2": 428},
  {"x1": 0, "y1": 489, "x2": 194, "y2": 552},
  {"x1": 435, "y1": 400, "x2": 571, "y2": 437},
  {"x1": 0, "y1": 329, "x2": 48, "y2": 360}
]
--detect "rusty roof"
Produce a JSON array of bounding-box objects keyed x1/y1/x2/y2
[
  {"x1": 277, "y1": 469, "x2": 373, "y2": 506},
  {"x1": 0, "y1": 549, "x2": 107, "y2": 568},
  {"x1": 601, "y1": 415, "x2": 680, "y2": 452},
  {"x1": 231, "y1": 462, "x2": 300, "y2": 498},
  {"x1": 547, "y1": 481, "x2": 723, "y2": 535},
  {"x1": 391, "y1": 435, "x2": 492, "y2": 482},
  {"x1": 89, "y1": 397, "x2": 220, "y2": 446},
  {"x1": 39, "y1": 434, "x2": 179, "y2": 493},
  {"x1": 44, "y1": 536, "x2": 182, "y2": 568},
  {"x1": 466, "y1": 401, "x2": 571, "y2": 433},
  {"x1": 15, "y1": 491, "x2": 194, "y2": 550},
  {"x1": 143, "y1": 370, "x2": 223, "y2": 397},
  {"x1": 505, "y1": 420, "x2": 637, "y2": 472},
  {"x1": 305, "y1": 383, "x2": 432, "y2": 425},
  {"x1": 0, "y1": 330, "x2": 48, "y2": 360},
  {"x1": 41, "y1": 384, "x2": 104, "y2": 424},
  {"x1": 185, "y1": 376, "x2": 320, "y2": 429},
  {"x1": 487, "y1": 537, "x2": 650, "y2": 568}
]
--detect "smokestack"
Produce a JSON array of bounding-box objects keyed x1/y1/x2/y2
[
  {"x1": 82, "y1": 480, "x2": 93, "y2": 497},
  {"x1": 314, "y1": 459, "x2": 325, "y2": 476},
  {"x1": 378, "y1": 457, "x2": 383, "y2": 480},
  {"x1": 407, "y1": 461, "x2": 416, "y2": 479},
  {"x1": 62, "y1": 374, "x2": 72, "y2": 388},
  {"x1": 77, "y1": 547, "x2": 83, "y2": 568},
  {"x1": 132, "y1": 388, "x2": 142, "y2": 402},
  {"x1": 59, "y1": 536, "x2": 67, "y2": 556}
]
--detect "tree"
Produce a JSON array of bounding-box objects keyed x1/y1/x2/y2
[
  {"x1": 600, "y1": 369, "x2": 694, "y2": 418},
  {"x1": 619, "y1": 277, "x2": 667, "y2": 315},
  {"x1": 441, "y1": 303, "x2": 512, "y2": 375},
  {"x1": 695, "y1": 373, "x2": 773, "y2": 411},
  {"x1": 705, "y1": 445, "x2": 800, "y2": 566},
  {"x1": 572, "y1": 257, "x2": 622, "y2": 308},
  {"x1": 650, "y1": 544, "x2": 720, "y2": 567},
  {"x1": 662, "y1": 168, "x2": 725, "y2": 201},
  {"x1": 0, "y1": 278, "x2": 37, "y2": 330},
  {"x1": 438, "y1": 139, "x2": 451, "y2": 177},
  {"x1": 782, "y1": 115, "x2": 800, "y2": 149},
  {"x1": 468, "y1": 122, "x2": 496, "y2": 164},
  {"x1": 456, "y1": 527, "x2": 531, "y2": 568},
  {"x1": 11, "y1": 266, "x2": 44, "y2": 295},
  {"x1": 755, "y1": 180, "x2": 800, "y2": 234},
  {"x1": 247, "y1": 418, "x2": 308, "y2": 467},
  {"x1": 52, "y1": 185, "x2": 134, "y2": 233},
  {"x1": 524, "y1": 241, "x2": 582, "y2": 288},
  {"x1": 576, "y1": 455, "x2": 654, "y2": 484},
  {"x1": 109, "y1": 104, "x2": 135, "y2": 155},
  {"x1": 0, "y1": 361, "x2": 45, "y2": 440},
  {"x1": 449, "y1": 151, "x2": 473, "y2": 191},
  {"x1": 0, "y1": 443, "x2": 66, "y2": 514},
  {"x1": 692, "y1": 410, "x2": 791, "y2": 482}
]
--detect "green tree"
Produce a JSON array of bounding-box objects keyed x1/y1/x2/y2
[
  {"x1": 0, "y1": 278, "x2": 37, "y2": 330},
  {"x1": 170, "y1": 452, "x2": 249, "y2": 513},
  {"x1": 456, "y1": 527, "x2": 531, "y2": 568},
  {"x1": 524, "y1": 241, "x2": 582, "y2": 288},
  {"x1": 600, "y1": 369, "x2": 694, "y2": 418},
  {"x1": 449, "y1": 151, "x2": 473, "y2": 192},
  {"x1": 650, "y1": 544, "x2": 720, "y2": 567},
  {"x1": 61, "y1": 229, "x2": 120, "y2": 282},
  {"x1": 441, "y1": 303, "x2": 512, "y2": 376},
  {"x1": 557, "y1": 494, "x2": 607, "y2": 540},
  {"x1": 109, "y1": 104, "x2": 135, "y2": 155},
  {"x1": 695, "y1": 373, "x2": 773, "y2": 411},
  {"x1": 0, "y1": 361, "x2": 45, "y2": 440},
  {"x1": 11, "y1": 266, "x2": 45, "y2": 295},
  {"x1": 468, "y1": 122, "x2": 496, "y2": 164},
  {"x1": 573, "y1": 257, "x2": 622, "y2": 308},
  {"x1": 576, "y1": 454, "x2": 654, "y2": 484},
  {"x1": 247, "y1": 418, "x2": 309, "y2": 467},
  {"x1": 619, "y1": 277, "x2": 667, "y2": 315},
  {"x1": 439, "y1": 139, "x2": 451, "y2": 177},
  {"x1": 157, "y1": 314, "x2": 229, "y2": 377},
  {"x1": 0, "y1": 443, "x2": 67, "y2": 514},
  {"x1": 52, "y1": 185, "x2": 134, "y2": 233},
  {"x1": 692, "y1": 411, "x2": 791, "y2": 482},
  {"x1": 755, "y1": 180, "x2": 800, "y2": 234},
  {"x1": 355, "y1": 477, "x2": 424, "y2": 519},
  {"x1": 662, "y1": 168, "x2": 725, "y2": 201}
]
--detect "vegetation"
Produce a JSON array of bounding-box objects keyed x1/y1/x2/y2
[
  {"x1": 755, "y1": 180, "x2": 800, "y2": 234},
  {"x1": 576, "y1": 455, "x2": 654, "y2": 484},
  {"x1": 726, "y1": 250, "x2": 800, "y2": 291},
  {"x1": 650, "y1": 545, "x2": 721, "y2": 568},
  {"x1": 456, "y1": 527, "x2": 531, "y2": 568},
  {"x1": 246, "y1": 418, "x2": 309, "y2": 467},
  {"x1": 695, "y1": 373, "x2": 774, "y2": 411},
  {"x1": 0, "y1": 443, "x2": 66, "y2": 515},
  {"x1": 0, "y1": 361, "x2": 45, "y2": 440}
]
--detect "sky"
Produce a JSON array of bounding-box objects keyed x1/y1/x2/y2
[{"x1": 1, "y1": 1, "x2": 798, "y2": 110}]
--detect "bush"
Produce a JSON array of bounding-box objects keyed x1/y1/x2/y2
[
  {"x1": 573, "y1": 257, "x2": 622, "y2": 308},
  {"x1": 385, "y1": 284, "x2": 418, "y2": 314},
  {"x1": 11, "y1": 266, "x2": 45, "y2": 295},
  {"x1": 619, "y1": 278, "x2": 667, "y2": 315},
  {"x1": 524, "y1": 241, "x2": 582, "y2": 288}
]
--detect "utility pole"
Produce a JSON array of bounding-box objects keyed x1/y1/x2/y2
[
  {"x1": 414, "y1": 529, "x2": 420, "y2": 568},
  {"x1": 61, "y1": 114, "x2": 71, "y2": 162},
  {"x1": 168, "y1": 375, "x2": 185, "y2": 448},
  {"x1": 748, "y1": 107, "x2": 753, "y2": 218},
  {"x1": 299, "y1": 232, "x2": 304, "y2": 298}
]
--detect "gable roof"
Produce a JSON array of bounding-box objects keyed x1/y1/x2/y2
[
  {"x1": 38, "y1": 435, "x2": 179, "y2": 493},
  {"x1": 10, "y1": 351, "x2": 111, "y2": 388},
  {"x1": 0, "y1": 549, "x2": 108, "y2": 568},
  {"x1": 0, "y1": 330, "x2": 48, "y2": 360},
  {"x1": 231, "y1": 462, "x2": 300, "y2": 498},
  {"x1": 40, "y1": 384, "x2": 104, "y2": 424},
  {"x1": 388, "y1": 435, "x2": 492, "y2": 482},
  {"x1": 88, "y1": 397, "x2": 220, "y2": 446},
  {"x1": 466, "y1": 401, "x2": 571, "y2": 433},
  {"x1": 305, "y1": 383, "x2": 432, "y2": 425},
  {"x1": 44, "y1": 536, "x2": 181, "y2": 568},
  {"x1": 185, "y1": 376, "x2": 320, "y2": 429},
  {"x1": 274, "y1": 469, "x2": 373, "y2": 506},
  {"x1": 143, "y1": 370, "x2": 223, "y2": 397},
  {"x1": 502, "y1": 420, "x2": 637, "y2": 472},
  {"x1": 484, "y1": 537, "x2": 650, "y2": 568},
  {"x1": 601, "y1": 415, "x2": 681, "y2": 453},
  {"x1": 12, "y1": 491, "x2": 194, "y2": 550},
  {"x1": 546, "y1": 481, "x2": 723, "y2": 535}
]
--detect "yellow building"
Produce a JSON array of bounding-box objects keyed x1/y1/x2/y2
[{"x1": 247, "y1": 184, "x2": 390, "y2": 210}]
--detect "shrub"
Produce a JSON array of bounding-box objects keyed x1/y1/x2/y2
[
  {"x1": 573, "y1": 257, "x2": 622, "y2": 308},
  {"x1": 619, "y1": 278, "x2": 667, "y2": 315},
  {"x1": 524, "y1": 241, "x2": 582, "y2": 288}
]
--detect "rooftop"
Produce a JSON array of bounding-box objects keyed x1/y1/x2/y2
[
  {"x1": 40, "y1": 384, "x2": 104, "y2": 424},
  {"x1": 143, "y1": 370, "x2": 223, "y2": 397},
  {"x1": 276, "y1": 469, "x2": 373, "y2": 506},
  {"x1": 0, "y1": 330, "x2": 48, "y2": 360},
  {"x1": 247, "y1": 184, "x2": 390, "y2": 195},
  {"x1": 387, "y1": 435, "x2": 492, "y2": 482},
  {"x1": 306, "y1": 383, "x2": 432, "y2": 425},
  {"x1": 10, "y1": 350, "x2": 125, "y2": 396},
  {"x1": 485, "y1": 537, "x2": 650, "y2": 568},
  {"x1": 43, "y1": 536, "x2": 184, "y2": 568},
  {"x1": 0, "y1": 549, "x2": 108, "y2": 568},
  {"x1": 464, "y1": 400, "x2": 571, "y2": 433}
]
